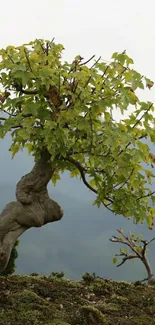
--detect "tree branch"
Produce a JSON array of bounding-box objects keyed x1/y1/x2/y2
[
  {"x1": 65, "y1": 156, "x2": 98, "y2": 194},
  {"x1": 15, "y1": 85, "x2": 38, "y2": 95},
  {"x1": 1, "y1": 109, "x2": 17, "y2": 117},
  {"x1": 137, "y1": 190, "x2": 155, "y2": 201},
  {"x1": 114, "y1": 168, "x2": 135, "y2": 190},
  {"x1": 5, "y1": 50, "x2": 14, "y2": 64},
  {"x1": 110, "y1": 229, "x2": 154, "y2": 283},
  {"x1": 116, "y1": 254, "x2": 139, "y2": 267},
  {"x1": 117, "y1": 103, "x2": 153, "y2": 158},
  {"x1": 79, "y1": 54, "x2": 95, "y2": 66},
  {"x1": 64, "y1": 156, "x2": 114, "y2": 209},
  {"x1": 24, "y1": 48, "x2": 33, "y2": 73}
]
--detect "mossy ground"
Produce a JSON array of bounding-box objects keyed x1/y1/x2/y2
[{"x1": 0, "y1": 274, "x2": 155, "y2": 324}]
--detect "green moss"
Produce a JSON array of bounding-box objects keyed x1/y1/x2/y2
[
  {"x1": 98, "y1": 302, "x2": 121, "y2": 313},
  {"x1": 0, "y1": 275, "x2": 154, "y2": 324},
  {"x1": 9, "y1": 289, "x2": 48, "y2": 305},
  {"x1": 0, "y1": 310, "x2": 42, "y2": 325},
  {"x1": 50, "y1": 321, "x2": 71, "y2": 325},
  {"x1": 130, "y1": 315, "x2": 155, "y2": 325},
  {"x1": 80, "y1": 305, "x2": 106, "y2": 324}
]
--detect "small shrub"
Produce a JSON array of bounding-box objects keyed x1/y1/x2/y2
[
  {"x1": 0, "y1": 240, "x2": 19, "y2": 276},
  {"x1": 51, "y1": 271, "x2": 65, "y2": 278},
  {"x1": 82, "y1": 272, "x2": 96, "y2": 283}
]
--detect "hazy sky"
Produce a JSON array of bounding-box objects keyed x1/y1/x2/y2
[
  {"x1": 0, "y1": 1, "x2": 155, "y2": 104},
  {"x1": 0, "y1": 0, "x2": 155, "y2": 181},
  {"x1": 0, "y1": 1, "x2": 155, "y2": 81}
]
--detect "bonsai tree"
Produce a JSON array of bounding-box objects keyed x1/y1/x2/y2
[
  {"x1": 0, "y1": 39, "x2": 155, "y2": 271},
  {"x1": 110, "y1": 229, "x2": 155, "y2": 284}
]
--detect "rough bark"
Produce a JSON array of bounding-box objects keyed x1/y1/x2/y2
[{"x1": 0, "y1": 149, "x2": 63, "y2": 272}]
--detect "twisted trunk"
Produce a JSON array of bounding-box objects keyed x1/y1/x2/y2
[{"x1": 0, "y1": 149, "x2": 63, "y2": 272}]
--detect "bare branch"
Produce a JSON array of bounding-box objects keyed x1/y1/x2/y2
[
  {"x1": 64, "y1": 156, "x2": 97, "y2": 194},
  {"x1": 117, "y1": 103, "x2": 153, "y2": 158},
  {"x1": 110, "y1": 229, "x2": 154, "y2": 283},
  {"x1": 133, "y1": 103, "x2": 153, "y2": 129},
  {"x1": 137, "y1": 190, "x2": 155, "y2": 201},
  {"x1": 45, "y1": 42, "x2": 49, "y2": 56},
  {"x1": 20, "y1": 88, "x2": 38, "y2": 95},
  {"x1": 102, "y1": 65, "x2": 109, "y2": 78},
  {"x1": 114, "y1": 168, "x2": 135, "y2": 190},
  {"x1": 24, "y1": 48, "x2": 33, "y2": 73},
  {"x1": 148, "y1": 237, "x2": 155, "y2": 244},
  {"x1": 79, "y1": 55, "x2": 95, "y2": 66},
  {"x1": 5, "y1": 50, "x2": 14, "y2": 64},
  {"x1": 64, "y1": 156, "x2": 114, "y2": 208},
  {"x1": 15, "y1": 85, "x2": 38, "y2": 95},
  {"x1": 1, "y1": 109, "x2": 17, "y2": 117},
  {"x1": 9, "y1": 125, "x2": 22, "y2": 129},
  {"x1": 117, "y1": 255, "x2": 139, "y2": 267}
]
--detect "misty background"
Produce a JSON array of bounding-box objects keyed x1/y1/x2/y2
[
  {"x1": 0, "y1": 0, "x2": 155, "y2": 282},
  {"x1": 0, "y1": 135, "x2": 155, "y2": 282}
]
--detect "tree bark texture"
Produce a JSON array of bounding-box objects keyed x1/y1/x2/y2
[{"x1": 0, "y1": 149, "x2": 63, "y2": 272}]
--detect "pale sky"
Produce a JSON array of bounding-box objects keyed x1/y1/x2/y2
[
  {"x1": 0, "y1": 0, "x2": 155, "y2": 183},
  {"x1": 1, "y1": 0, "x2": 155, "y2": 105}
]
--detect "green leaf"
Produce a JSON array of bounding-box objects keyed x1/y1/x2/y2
[
  {"x1": 9, "y1": 143, "x2": 21, "y2": 157},
  {"x1": 17, "y1": 129, "x2": 30, "y2": 140},
  {"x1": 145, "y1": 77, "x2": 154, "y2": 89},
  {"x1": 13, "y1": 71, "x2": 30, "y2": 86},
  {"x1": 39, "y1": 66, "x2": 54, "y2": 78},
  {"x1": 25, "y1": 143, "x2": 33, "y2": 154},
  {"x1": 51, "y1": 171, "x2": 61, "y2": 186},
  {"x1": 24, "y1": 102, "x2": 41, "y2": 116},
  {"x1": 12, "y1": 64, "x2": 27, "y2": 73},
  {"x1": 70, "y1": 169, "x2": 80, "y2": 178},
  {"x1": 112, "y1": 257, "x2": 117, "y2": 264}
]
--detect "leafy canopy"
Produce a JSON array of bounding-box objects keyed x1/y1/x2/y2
[{"x1": 0, "y1": 39, "x2": 155, "y2": 226}]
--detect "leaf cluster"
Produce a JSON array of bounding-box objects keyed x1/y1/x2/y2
[{"x1": 0, "y1": 40, "x2": 155, "y2": 224}]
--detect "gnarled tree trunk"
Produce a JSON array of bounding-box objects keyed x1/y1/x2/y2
[{"x1": 0, "y1": 149, "x2": 63, "y2": 272}]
